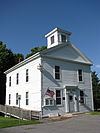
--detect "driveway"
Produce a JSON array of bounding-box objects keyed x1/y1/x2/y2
[{"x1": 0, "y1": 114, "x2": 100, "y2": 133}]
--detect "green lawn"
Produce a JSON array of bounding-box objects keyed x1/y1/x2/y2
[
  {"x1": 89, "y1": 111, "x2": 100, "y2": 115},
  {"x1": 0, "y1": 116, "x2": 40, "y2": 128}
]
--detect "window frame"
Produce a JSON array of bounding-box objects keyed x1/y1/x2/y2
[
  {"x1": 51, "y1": 35, "x2": 54, "y2": 44},
  {"x1": 26, "y1": 69, "x2": 29, "y2": 82},
  {"x1": 80, "y1": 90, "x2": 84, "y2": 104},
  {"x1": 16, "y1": 93, "x2": 18, "y2": 105},
  {"x1": 16, "y1": 73, "x2": 19, "y2": 85},
  {"x1": 9, "y1": 76, "x2": 11, "y2": 87},
  {"x1": 9, "y1": 94, "x2": 11, "y2": 105},
  {"x1": 56, "y1": 89, "x2": 62, "y2": 106},
  {"x1": 78, "y1": 69, "x2": 83, "y2": 82},
  {"x1": 61, "y1": 34, "x2": 66, "y2": 42},
  {"x1": 45, "y1": 98, "x2": 54, "y2": 106},
  {"x1": 55, "y1": 66, "x2": 61, "y2": 80},
  {"x1": 26, "y1": 92, "x2": 29, "y2": 105}
]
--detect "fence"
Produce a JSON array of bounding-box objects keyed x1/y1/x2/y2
[{"x1": 0, "y1": 104, "x2": 41, "y2": 120}]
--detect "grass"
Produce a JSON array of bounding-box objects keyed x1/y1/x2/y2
[
  {"x1": 89, "y1": 111, "x2": 100, "y2": 115},
  {"x1": 0, "y1": 116, "x2": 41, "y2": 128}
]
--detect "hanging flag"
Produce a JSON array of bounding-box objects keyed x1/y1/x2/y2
[{"x1": 45, "y1": 88, "x2": 55, "y2": 97}]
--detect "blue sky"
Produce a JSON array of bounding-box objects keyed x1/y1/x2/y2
[{"x1": 0, "y1": 0, "x2": 100, "y2": 77}]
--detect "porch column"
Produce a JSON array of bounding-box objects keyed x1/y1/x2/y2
[
  {"x1": 74, "y1": 93, "x2": 78, "y2": 112},
  {"x1": 65, "y1": 89, "x2": 69, "y2": 112}
]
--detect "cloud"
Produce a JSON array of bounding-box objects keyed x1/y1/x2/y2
[{"x1": 95, "y1": 65, "x2": 100, "y2": 68}]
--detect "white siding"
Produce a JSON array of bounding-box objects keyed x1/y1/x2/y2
[
  {"x1": 6, "y1": 57, "x2": 42, "y2": 111},
  {"x1": 42, "y1": 57, "x2": 93, "y2": 115}
]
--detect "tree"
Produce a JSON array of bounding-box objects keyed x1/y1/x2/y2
[
  {"x1": 0, "y1": 41, "x2": 24, "y2": 104},
  {"x1": 92, "y1": 71, "x2": 100, "y2": 110},
  {"x1": 26, "y1": 46, "x2": 47, "y2": 58},
  {"x1": 14, "y1": 53, "x2": 24, "y2": 64}
]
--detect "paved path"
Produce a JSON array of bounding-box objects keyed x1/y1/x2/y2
[{"x1": 0, "y1": 114, "x2": 100, "y2": 133}]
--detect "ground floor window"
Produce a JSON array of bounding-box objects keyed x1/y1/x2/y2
[
  {"x1": 80, "y1": 90, "x2": 84, "y2": 103},
  {"x1": 16, "y1": 93, "x2": 18, "y2": 105},
  {"x1": 26, "y1": 92, "x2": 29, "y2": 105},
  {"x1": 9, "y1": 94, "x2": 11, "y2": 105},
  {"x1": 45, "y1": 98, "x2": 54, "y2": 106},
  {"x1": 56, "y1": 90, "x2": 62, "y2": 105}
]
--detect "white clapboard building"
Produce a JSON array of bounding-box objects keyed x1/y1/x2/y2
[{"x1": 5, "y1": 28, "x2": 94, "y2": 117}]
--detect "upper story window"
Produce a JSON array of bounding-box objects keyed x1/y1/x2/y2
[
  {"x1": 26, "y1": 69, "x2": 29, "y2": 82},
  {"x1": 55, "y1": 66, "x2": 60, "y2": 80},
  {"x1": 78, "y1": 69, "x2": 83, "y2": 82},
  {"x1": 61, "y1": 34, "x2": 66, "y2": 42},
  {"x1": 9, "y1": 76, "x2": 11, "y2": 87},
  {"x1": 56, "y1": 90, "x2": 62, "y2": 105},
  {"x1": 51, "y1": 35, "x2": 54, "y2": 44},
  {"x1": 16, "y1": 73, "x2": 19, "y2": 85}
]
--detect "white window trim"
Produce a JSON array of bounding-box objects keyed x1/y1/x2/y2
[
  {"x1": 44, "y1": 98, "x2": 55, "y2": 106},
  {"x1": 26, "y1": 69, "x2": 29, "y2": 82},
  {"x1": 77, "y1": 69, "x2": 84, "y2": 83},
  {"x1": 9, "y1": 76, "x2": 11, "y2": 87},
  {"x1": 53, "y1": 65, "x2": 62, "y2": 81},
  {"x1": 16, "y1": 73, "x2": 19, "y2": 85},
  {"x1": 9, "y1": 94, "x2": 11, "y2": 105},
  {"x1": 55, "y1": 89, "x2": 63, "y2": 106},
  {"x1": 26, "y1": 92, "x2": 29, "y2": 105},
  {"x1": 79, "y1": 90, "x2": 85, "y2": 105}
]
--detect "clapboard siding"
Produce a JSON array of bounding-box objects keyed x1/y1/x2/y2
[{"x1": 6, "y1": 57, "x2": 42, "y2": 111}]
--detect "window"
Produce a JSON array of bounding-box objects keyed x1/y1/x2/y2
[
  {"x1": 9, "y1": 76, "x2": 11, "y2": 87},
  {"x1": 26, "y1": 92, "x2": 29, "y2": 105},
  {"x1": 61, "y1": 34, "x2": 66, "y2": 42},
  {"x1": 16, "y1": 93, "x2": 18, "y2": 105},
  {"x1": 9, "y1": 94, "x2": 11, "y2": 105},
  {"x1": 26, "y1": 69, "x2": 29, "y2": 82},
  {"x1": 80, "y1": 90, "x2": 84, "y2": 103},
  {"x1": 16, "y1": 73, "x2": 19, "y2": 85},
  {"x1": 55, "y1": 66, "x2": 60, "y2": 80},
  {"x1": 56, "y1": 90, "x2": 62, "y2": 105},
  {"x1": 51, "y1": 35, "x2": 54, "y2": 44},
  {"x1": 45, "y1": 98, "x2": 54, "y2": 106},
  {"x1": 78, "y1": 69, "x2": 83, "y2": 81}
]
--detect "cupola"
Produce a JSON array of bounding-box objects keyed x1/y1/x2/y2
[{"x1": 45, "y1": 28, "x2": 71, "y2": 49}]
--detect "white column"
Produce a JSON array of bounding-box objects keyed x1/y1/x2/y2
[
  {"x1": 74, "y1": 93, "x2": 78, "y2": 112},
  {"x1": 65, "y1": 89, "x2": 69, "y2": 113}
]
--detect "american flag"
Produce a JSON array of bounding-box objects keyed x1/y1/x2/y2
[{"x1": 45, "y1": 88, "x2": 55, "y2": 97}]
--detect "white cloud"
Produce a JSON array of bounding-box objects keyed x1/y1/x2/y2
[{"x1": 95, "y1": 65, "x2": 100, "y2": 68}]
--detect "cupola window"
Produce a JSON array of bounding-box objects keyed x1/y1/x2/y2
[
  {"x1": 61, "y1": 34, "x2": 66, "y2": 42},
  {"x1": 51, "y1": 35, "x2": 54, "y2": 44}
]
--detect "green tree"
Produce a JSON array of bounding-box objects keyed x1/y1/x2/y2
[
  {"x1": 0, "y1": 41, "x2": 24, "y2": 104},
  {"x1": 92, "y1": 71, "x2": 100, "y2": 110},
  {"x1": 26, "y1": 46, "x2": 47, "y2": 58},
  {"x1": 14, "y1": 53, "x2": 24, "y2": 64}
]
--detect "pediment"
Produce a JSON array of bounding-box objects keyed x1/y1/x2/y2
[{"x1": 42, "y1": 43, "x2": 92, "y2": 65}]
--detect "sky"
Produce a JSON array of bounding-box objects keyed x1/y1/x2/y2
[{"x1": 0, "y1": 0, "x2": 100, "y2": 78}]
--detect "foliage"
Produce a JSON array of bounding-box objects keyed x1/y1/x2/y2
[
  {"x1": 0, "y1": 41, "x2": 24, "y2": 104},
  {"x1": 0, "y1": 116, "x2": 40, "y2": 128},
  {"x1": 92, "y1": 71, "x2": 100, "y2": 110},
  {"x1": 90, "y1": 111, "x2": 100, "y2": 115},
  {"x1": 26, "y1": 46, "x2": 47, "y2": 58},
  {"x1": 14, "y1": 53, "x2": 24, "y2": 64}
]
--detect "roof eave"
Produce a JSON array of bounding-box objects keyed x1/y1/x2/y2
[{"x1": 4, "y1": 52, "x2": 41, "y2": 74}]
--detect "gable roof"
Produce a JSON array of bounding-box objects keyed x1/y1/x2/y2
[
  {"x1": 4, "y1": 42, "x2": 93, "y2": 74},
  {"x1": 41, "y1": 42, "x2": 93, "y2": 65}
]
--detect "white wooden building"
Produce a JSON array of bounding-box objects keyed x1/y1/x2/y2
[{"x1": 5, "y1": 28, "x2": 94, "y2": 117}]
